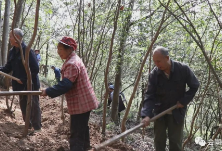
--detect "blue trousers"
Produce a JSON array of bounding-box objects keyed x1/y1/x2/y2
[
  {"x1": 19, "y1": 95, "x2": 42, "y2": 130},
  {"x1": 70, "y1": 111, "x2": 91, "y2": 151}
]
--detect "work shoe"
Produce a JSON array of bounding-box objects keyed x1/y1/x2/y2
[{"x1": 28, "y1": 128, "x2": 41, "y2": 135}]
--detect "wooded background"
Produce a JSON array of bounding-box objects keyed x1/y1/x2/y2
[{"x1": 0, "y1": 0, "x2": 221, "y2": 149}]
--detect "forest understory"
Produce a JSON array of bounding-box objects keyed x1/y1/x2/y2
[
  {"x1": 0, "y1": 82, "x2": 155, "y2": 151},
  {"x1": 0, "y1": 82, "x2": 202, "y2": 151}
]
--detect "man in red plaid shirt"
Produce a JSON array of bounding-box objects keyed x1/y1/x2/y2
[{"x1": 41, "y1": 36, "x2": 99, "y2": 151}]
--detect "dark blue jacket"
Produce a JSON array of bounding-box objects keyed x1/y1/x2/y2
[
  {"x1": 46, "y1": 78, "x2": 73, "y2": 98},
  {"x1": 54, "y1": 67, "x2": 60, "y2": 78},
  {"x1": 141, "y1": 60, "x2": 199, "y2": 123},
  {"x1": 0, "y1": 42, "x2": 40, "y2": 91}
]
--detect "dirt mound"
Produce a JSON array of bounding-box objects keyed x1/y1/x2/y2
[{"x1": 0, "y1": 90, "x2": 137, "y2": 151}]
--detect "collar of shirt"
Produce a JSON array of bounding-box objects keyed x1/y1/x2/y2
[
  {"x1": 13, "y1": 41, "x2": 25, "y2": 50},
  {"x1": 64, "y1": 51, "x2": 75, "y2": 63},
  {"x1": 12, "y1": 41, "x2": 26, "y2": 55},
  {"x1": 61, "y1": 52, "x2": 76, "y2": 73},
  {"x1": 157, "y1": 59, "x2": 175, "y2": 76}
]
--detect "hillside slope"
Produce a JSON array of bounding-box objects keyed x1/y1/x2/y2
[{"x1": 0, "y1": 85, "x2": 154, "y2": 151}]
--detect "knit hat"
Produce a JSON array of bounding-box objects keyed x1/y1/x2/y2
[{"x1": 58, "y1": 36, "x2": 78, "y2": 51}]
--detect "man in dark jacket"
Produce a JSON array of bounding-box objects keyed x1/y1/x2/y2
[
  {"x1": 107, "y1": 85, "x2": 126, "y2": 121},
  {"x1": 0, "y1": 28, "x2": 41, "y2": 131},
  {"x1": 141, "y1": 46, "x2": 199, "y2": 151},
  {"x1": 51, "y1": 66, "x2": 60, "y2": 84}
]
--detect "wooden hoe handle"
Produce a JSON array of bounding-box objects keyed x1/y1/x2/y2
[
  {"x1": 94, "y1": 105, "x2": 177, "y2": 150},
  {"x1": 0, "y1": 71, "x2": 20, "y2": 82}
]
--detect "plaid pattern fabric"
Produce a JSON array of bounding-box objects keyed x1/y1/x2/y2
[{"x1": 61, "y1": 52, "x2": 99, "y2": 114}]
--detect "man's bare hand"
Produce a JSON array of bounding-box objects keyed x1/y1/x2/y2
[
  {"x1": 141, "y1": 116, "x2": 151, "y2": 127},
  {"x1": 41, "y1": 89, "x2": 47, "y2": 96},
  {"x1": 17, "y1": 79, "x2": 23, "y2": 84},
  {"x1": 177, "y1": 101, "x2": 184, "y2": 108}
]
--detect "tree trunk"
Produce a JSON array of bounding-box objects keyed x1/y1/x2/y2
[
  {"x1": 102, "y1": 0, "x2": 121, "y2": 134},
  {"x1": 1, "y1": 0, "x2": 10, "y2": 66},
  {"x1": 14, "y1": 0, "x2": 24, "y2": 28},
  {"x1": 111, "y1": 0, "x2": 134, "y2": 124},
  {"x1": 111, "y1": 58, "x2": 122, "y2": 124},
  {"x1": 136, "y1": 74, "x2": 145, "y2": 121},
  {"x1": 121, "y1": 0, "x2": 170, "y2": 135},
  {"x1": 44, "y1": 42, "x2": 49, "y2": 78},
  {"x1": 77, "y1": 0, "x2": 82, "y2": 57},
  {"x1": 21, "y1": 0, "x2": 40, "y2": 137},
  {"x1": 0, "y1": 1, "x2": 2, "y2": 39}
]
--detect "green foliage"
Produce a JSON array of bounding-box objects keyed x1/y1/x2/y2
[
  {"x1": 4, "y1": 1, "x2": 222, "y2": 149},
  {"x1": 106, "y1": 122, "x2": 116, "y2": 130}
]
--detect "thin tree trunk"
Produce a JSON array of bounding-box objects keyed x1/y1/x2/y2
[
  {"x1": 20, "y1": 0, "x2": 34, "y2": 28},
  {"x1": 89, "y1": 3, "x2": 113, "y2": 81},
  {"x1": 45, "y1": 42, "x2": 49, "y2": 78},
  {"x1": 21, "y1": 0, "x2": 40, "y2": 137},
  {"x1": 14, "y1": 0, "x2": 24, "y2": 28},
  {"x1": 137, "y1": 1, "x2": 154, "y2": 121},
  {"x1": 81, "y1": 0, "x2": 85, "y2": 64},
  {"x1": 102, "y1": 0, "x2": 121, "y2": 134},
  {"x1": 0, "y1": 1, "x2": 2, "y2": 39},
  {"x1": 136, "y1": 74, "x2": 145, "y2": 122},
  {"x1": 111, "y1": 59, "x2": 122, "y2": 124},
  {"x1": 111, "y1": 0, "x2": 134, "y2": 124},
  {"x1": 11, "y1": 0, "x2": 40, "y2": 137},
  {"x1": 85, "y1": 0, "x2": 95, "y2": 67},
  {"x1": 121, "y1": 0, "x2": 170, "y2": 135},
  {"x1": 78, "y1": 0, "x2": 82, "y2": 57},
  {"x1": 1, "y1": 0, "x2": 10, "y2": 66}
]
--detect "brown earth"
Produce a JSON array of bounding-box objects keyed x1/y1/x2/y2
[{"x1": 0, "y1": 83, "x2": 154, "y2": 151}]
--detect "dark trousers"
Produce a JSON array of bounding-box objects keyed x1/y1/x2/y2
[
  {"x1": 70, "y1": 111, "x2": 91, "y2": 151},
  {"x1": 154, "y1": 114, "x2": 184, "y2": 151},
  {"x1": 56, "y1": 77, "x2": 60, "y2": 84},
  {"x1": 19, "y1": 95, "x2": 42, "y2": 130}
]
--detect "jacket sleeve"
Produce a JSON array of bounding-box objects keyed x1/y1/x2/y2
[
  {"x1": 141, "y1": 71, "x2": 156, "y2": 118},
  {"x1": 0, "y1": 50, "x2": 13, "y2": 73},
  {"x1": 179, "y1": 65, "x2": 200, "y2": 106},
  {"x1": 46, "y1": 78, "x2": 73, "y2": 98}
]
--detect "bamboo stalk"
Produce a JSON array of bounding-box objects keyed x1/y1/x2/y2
[
  {"x1": 0, "y1": 71, "x2": 20, "y2": 81},
  {"x1": 0, "y1": 91, "x2": 42, "y2": 96},
  {"x1": 94, "y1": 105, "x2": 177, "y2": 151}
]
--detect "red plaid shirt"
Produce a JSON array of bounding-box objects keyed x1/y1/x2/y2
[{"x1": 61, "y1": 52, "x2": 99, "y2": 115}]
